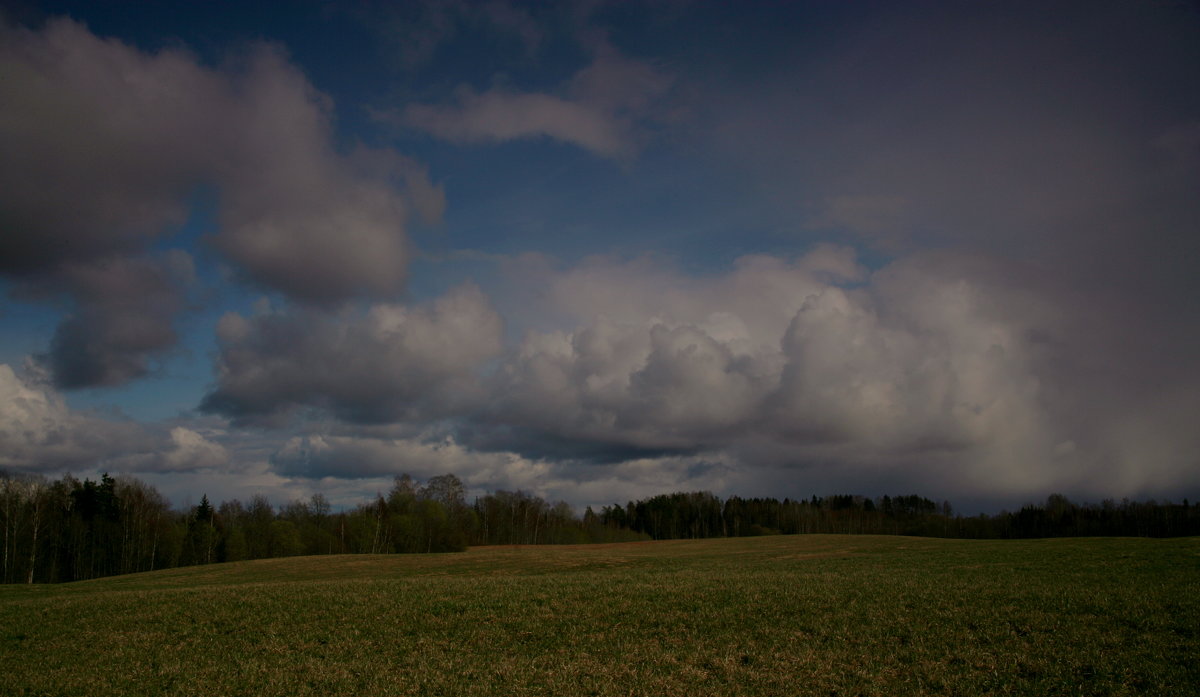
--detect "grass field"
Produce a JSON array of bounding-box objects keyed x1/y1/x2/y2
[{"x1": 1, "y1": 535, "x2": 1197, "y2": 696}]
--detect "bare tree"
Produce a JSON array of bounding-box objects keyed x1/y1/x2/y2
[{"x1": 24, "y1": 478, "x2": 45, "y2": 584}]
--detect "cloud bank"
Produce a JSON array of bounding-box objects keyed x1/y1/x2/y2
[{"x1": 198, "y1": 244, "x2": 1200, "y2": 503}]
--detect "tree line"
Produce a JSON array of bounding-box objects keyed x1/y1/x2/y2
[
  {"x1": 601, "y1": 491, "x2": 1200, "y2": 540},
  {"x1": 0, "y1": 471, "x2": 645, "y2": 584},
  {"x1": 2, "y1": 469, "x2": 1197, "y2": 584}
]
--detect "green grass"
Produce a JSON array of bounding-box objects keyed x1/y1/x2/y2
[{"x1": 1, "y1": 535, "x2": 1197, "y2": 696}]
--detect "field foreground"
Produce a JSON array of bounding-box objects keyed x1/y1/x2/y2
[{"x1": 1, "y1": 535, "x2": 1197, "y2": 696}]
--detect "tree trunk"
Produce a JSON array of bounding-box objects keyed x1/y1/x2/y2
[
  {"x1": 2, "y1": 486, "x2": 11, "y2": 584},
  {"x1": 371, "y1": 504, "x2": 383, "y2": 554},
  {"x1": 150, "y1": 514, "x2": 158, "y2": 572},
  {"x1": 27, "y1": 493, "x2": 41, "y2": 584}
]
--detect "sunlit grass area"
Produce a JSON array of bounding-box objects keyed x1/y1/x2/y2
[{"x1": 2, "y1": 535, "x2": 1197, "y2": 696}]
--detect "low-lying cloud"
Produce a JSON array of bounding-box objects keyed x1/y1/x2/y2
[
  {"x1": 0, "y1": 363, "x2": 228, "y2": 474},
  {"x1": 195, "y1": 245, "x2": 1200, "y2": 503}
]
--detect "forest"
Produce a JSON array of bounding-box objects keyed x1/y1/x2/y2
[
  {"x1": 606, "y1": 491, "x2": 1200, "y2": 540},
  {"x1": 2, "y1": 470, "x2": 1197, "y2": 583}
]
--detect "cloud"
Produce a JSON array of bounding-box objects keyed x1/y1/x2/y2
[
  {"x1": 766, "y1": 260, "x2": 1060, "y2": 496},
  {"x1": 404, "y1": 89, "x2": 632, "y2": 157},
  {"x1": 396, "y1": 42, "x2": 673, "y2": 158},
  {"x1": 108, "y1": 424, "x2": 233, "y2": 474},
  {"x1": 0, "y1": 17, "x2": 437, "y2": 298},
  {"x1": 808, "y1": 195, "x2": 915, "y2": 251},
  {"x1": 0, "y1": 19, "x2": 215, "y2": 273},
  {"x1": 0, "y1": 363, "x2": 134, "y2": 471},
  {"x1": 5, "y1": 4, "x2": 1197, "y2": 511},
  {"x1": 267, "y1": 428, "x2": 736, "y2": 511},
  {"x1": 21, "y1": 252, "x2": 195, "y2": 389},
  {"x1": 0, "y1": 363, "x2": 228, "y2": 474},
  {"x1": 204, "y1": 53, "x2": 441, "y2": 302},
  {"x1": 194, "y1": 243, "x2": 1194, "y2": 502},
  {"x1": 592, "y1": 0, "x2": 1200, "y2": 501},
  {"x1": 201, "y1": 284, "x2": 504, "y2": 425},
  {"x1": 706, "y1": 0, "x2": 1200, "y2": 294},
  {"x1": 270, "y1": 432, "x2": 550, "y2": 485},
  {"x1": 478, "y1": 249, "x2": 1009, "y2": 456},
  {"x1": 156, "y1": 427, "x2": 231, "y2": 472},
  {"x1": 457, "y1": 245, "x2": 1197, "y2": 501},
  {"x1": 0, "y1": 17, "x2": 441, "y2": 386}
]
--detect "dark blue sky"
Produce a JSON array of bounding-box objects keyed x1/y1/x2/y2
[{"x1": 2, "y1": 0, "x2": 1198, "y2": 512}]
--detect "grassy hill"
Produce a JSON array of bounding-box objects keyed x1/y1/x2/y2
[{"x1": 2, "y1": 535, "x2": 1197, "y2": 695}]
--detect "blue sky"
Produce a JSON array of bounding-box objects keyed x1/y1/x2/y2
[{"x1": 2, "y1": 0, "x2": 1199, "y2": 513}]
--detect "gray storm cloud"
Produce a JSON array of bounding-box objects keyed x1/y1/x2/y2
[
  {"x1": 476, "y1": 251, "x2": 1065, "y2": 488},
  {"x1": 715, "y1": 1, "x2": 1200, "y2": 305},
  {"x1": 500, "y1": 249, "x2": 1195, "y2": 499},
  {"x1": 202, "y1": 284, "x2": 504, "y2": 426},
  {"x1": 0, "y1": 18, "x2": 440, "y2": 387},
  {"x1": 198, "y1": 243, "x2": 1200, "y2": 501},
  {"x1": 30, "y1": 253, "x2": 194, "y2": 388}
]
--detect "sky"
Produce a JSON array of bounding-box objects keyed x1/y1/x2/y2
[{"x1": 2, "y1": 0, "x2": 1199, "y2": 514}]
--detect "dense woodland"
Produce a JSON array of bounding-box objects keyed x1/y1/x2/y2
[
  {"x1": 606, "y1": 491, "x2": 1200, "y2": 540},
  {"x1": 2, "y1": 470, "x2": 1197, "y2": 583}
]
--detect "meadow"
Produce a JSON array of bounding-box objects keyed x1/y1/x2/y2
[{"x1": 1, "y1": 535, "x2": 1196, "y2": 696}]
